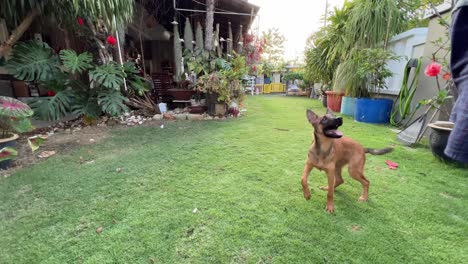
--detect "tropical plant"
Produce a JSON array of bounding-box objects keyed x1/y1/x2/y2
[
  {"x1": 6, "y1": 41, "x2": 149, "y2": 121},
  {"x1": 304, "y1": 41, "x2": 338, "y2": 86},
  {"x1": 283, "y1": 72, "x2": 304, "y2": 83},
  {"x1": 335, "y1": 48, "x2": 399, "y2": 97},
  {"x1": 260, "y1": 28, "x2": 286, "y2": 70},
  {"x1": 345, "y1": 0, "x2": 405, "y2": 49},
  {"x1": 184, "y1": 47, "x2": 231, "y2": 77},
  {"x1": 0, "y1": 0, "x2": 134, "y2": 58},
  {"x1": 195, "y1": 55, "x2": 247, "y2": 103},
  {"x1": 0, "y1": 96, "x2": 46, "y2": 162}
]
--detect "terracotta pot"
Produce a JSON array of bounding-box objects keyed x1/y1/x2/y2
[{"x1": 325, "y1": 91, "x2": 344, "y2": 112}]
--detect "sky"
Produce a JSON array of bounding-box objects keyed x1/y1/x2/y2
[{"x1": 249, "y1": 0, "x2": 345, "y2": 62}]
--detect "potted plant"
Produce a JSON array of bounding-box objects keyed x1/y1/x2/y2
[
  {"x1": 0, "y1": 96, "x2": 45, "y2": 169},
  {"x1": 349, "y1": 48, "x2": 399, "y2": 123},
  {"x1": 423, "y1": 61, "x2": 456, "y2": 162}
]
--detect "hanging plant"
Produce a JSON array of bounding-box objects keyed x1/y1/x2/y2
[
  {"x1": 214, "y1": 23, "x2": 221, "y2": 57},
  {"x1": 184, "y1": 18, "x2": 194, "y2": 52},
  {"x1": 195, "y1": 21, "x2": 204, "y2": 50},
  {"x1": 227, "y1": 21, "x2": 233, "y2": 55},
  {"x1": 173, "y1": 20, "x2": 183, "y2": 82},
  {"x1": 237, "y1": 25, "x2": 244, "y2": 54}
]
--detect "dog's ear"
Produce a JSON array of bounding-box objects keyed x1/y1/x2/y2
[
  {"x1": 326, "y1": 108, "x2": 334, "y2": 116},
  {"x1": 306, "y1": 109, "x2": 320, "y2": 125}
]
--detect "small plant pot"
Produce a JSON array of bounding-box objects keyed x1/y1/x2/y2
[
  {"x1": 355, "y1": 98, "x2": 393, "y2": 124},
  {"x1": 428, "y1": 122, "x2": 454, "y2": 162},
  {"x1": 325, "y1": 91, "x2": 344, "y2": 112},
  {"x1": 215, "y1": 103, "x2": 227, "y2": 116},
  {"x1": 340, "y1": 96, "x2": 356, "y2": 116},
  {"x1": 0, "y1": 133, "x2": 19, "y2": 170}
]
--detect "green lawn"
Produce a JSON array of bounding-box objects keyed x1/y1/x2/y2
[{"x1": 1, "y1": 96, "x2": 467, "y2": 263}]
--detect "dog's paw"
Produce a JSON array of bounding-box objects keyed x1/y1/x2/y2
[
  {"x1": 319, "y1": 186, "x2": 329, "y2": 191},
  {"x1": 304, "y1": 192, "x2": 311, "y2": 200},
  {"x1": 326, "y1": 204, "x2": 335, "y2": 213},
  {"x1": 358, "y1": 196, "x2": 368, "y2": 202}
]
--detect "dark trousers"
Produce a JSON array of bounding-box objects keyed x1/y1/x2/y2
[{"x1": 445, "y1": 6, "x2": 468, "y2": 163}]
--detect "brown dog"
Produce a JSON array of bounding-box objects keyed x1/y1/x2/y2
[{"x1": 301, "y1": 109, "x2": 392, "y2": 213}]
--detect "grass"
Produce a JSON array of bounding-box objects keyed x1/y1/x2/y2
[{"x1": 0, "y1": 96, "x2": 467, "y2": 263}]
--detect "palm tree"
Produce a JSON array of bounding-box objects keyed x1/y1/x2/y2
[{"x1": 0, "y1": 0, "x2": 134, "y2": 57}]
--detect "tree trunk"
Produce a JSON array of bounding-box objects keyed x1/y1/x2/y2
[
  {"x1": 205, "y1": 0, "x2": 215, "y2": 51},
  {"x1": 0, "y1": 8, "x2": 41, "y2": 58}
]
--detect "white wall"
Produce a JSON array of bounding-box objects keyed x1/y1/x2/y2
[{"x1": 384, "y1": 28, "x2": 428, "y2": 95}]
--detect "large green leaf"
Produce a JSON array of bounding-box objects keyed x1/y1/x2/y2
[
  {"x1": 28, "y1": 91, "x2": 72, "y2": 121},
  {"x1": 72, "y1": 95, "x2": 101, "y2": 118},
  {"x1": 8, "y1": 117, "x2": 34, "y2": 133},
  {"x1": 5, "y1": 41, "x2": 61, "y2": 82},
  {"x1": 89, "y1": 62, "x2": 125, "y2": 90},
  {"x1": 60, "y1": 50, "x2": 93, "y2": 74},
  {"x1": 0, "y1": 147, "x2": 18, "y2": 162},
  {"x1": 0, "y1": 96, "x2": 34, "y2": 117},
  {"x1": 123, "y1": 62, "x2": 150, "y2": 96},
  {"x1": 97, "y1": 90, "x2": 129, "y2": 117}
]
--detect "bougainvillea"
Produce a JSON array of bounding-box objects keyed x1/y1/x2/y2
[{"x1": 243, "y1": 33, "x2": 266, "y2": 72}]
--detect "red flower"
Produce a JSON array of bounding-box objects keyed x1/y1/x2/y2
[
  {"x1": 47, "y1": 90, "x2": 56, "y2": 97},
  {"x1": 425, "y1": 62, "x2": 442, "y2": 77},
  {"x1": 107, "y1": 35, "x2": 117, "y2": 46},
  {"x1": 442, "y1": 72, "x2": 451, "y2": 80},
  {"x1": 77, "y1": 17, "x2": 84, "y2": 26},
  {"x1": 253, "y1": 65, "x2": 257, "y2": 72}
]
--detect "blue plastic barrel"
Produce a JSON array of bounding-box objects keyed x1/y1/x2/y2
[
  {"x1": 340, "y1": 96, "x2": 356, "y2": 116},
  {"x1": 354, "y1": 98, "x2": 393, "y2": 124}
]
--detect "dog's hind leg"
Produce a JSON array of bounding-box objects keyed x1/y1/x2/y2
[
  {"x1": 348, "y1": 156, "x2": 370, "y2": 202},
  {"x1": 301, "y1": 161, "x2": 314, "y2": 200},
  {"x1": 320, "y1": 166, "x2": 344, "y2": 191}
]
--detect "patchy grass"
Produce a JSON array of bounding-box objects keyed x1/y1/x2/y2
[{"x1": 1, "y1": 96, "x2": 467, "y2": 263}]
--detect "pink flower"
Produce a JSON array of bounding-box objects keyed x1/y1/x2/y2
[
  {"x1": 442, "y1": 72, "x2": 451, "y2": 80},
  {"x1": 425, "y1": 62, "x2": 442, "y2": 77},
  {"x1": 77, "y1": 17, "x2": 84, "y2": 26},
  {"x1": 107, "y1": 35, "x2": 117, "y2": 46}
]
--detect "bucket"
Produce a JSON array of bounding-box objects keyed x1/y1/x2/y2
[
  {"x1": 340, "y1": 96, "x2": 356, "y2": 116},
  {"x1": 354, "y1": 98, "x2": 393, "y2": 124}
]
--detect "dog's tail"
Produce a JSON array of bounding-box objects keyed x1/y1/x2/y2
[{"x1": 365, "y1": 147, "x2": 393, "y2": 155}]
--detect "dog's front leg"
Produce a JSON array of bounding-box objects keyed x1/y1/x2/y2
[
  {"x1": 301, "y1": 160, "x2": 314, "y2": 200},
  {"x1": 325, "y1": 169, "x2": 336, "y2": 213}
]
